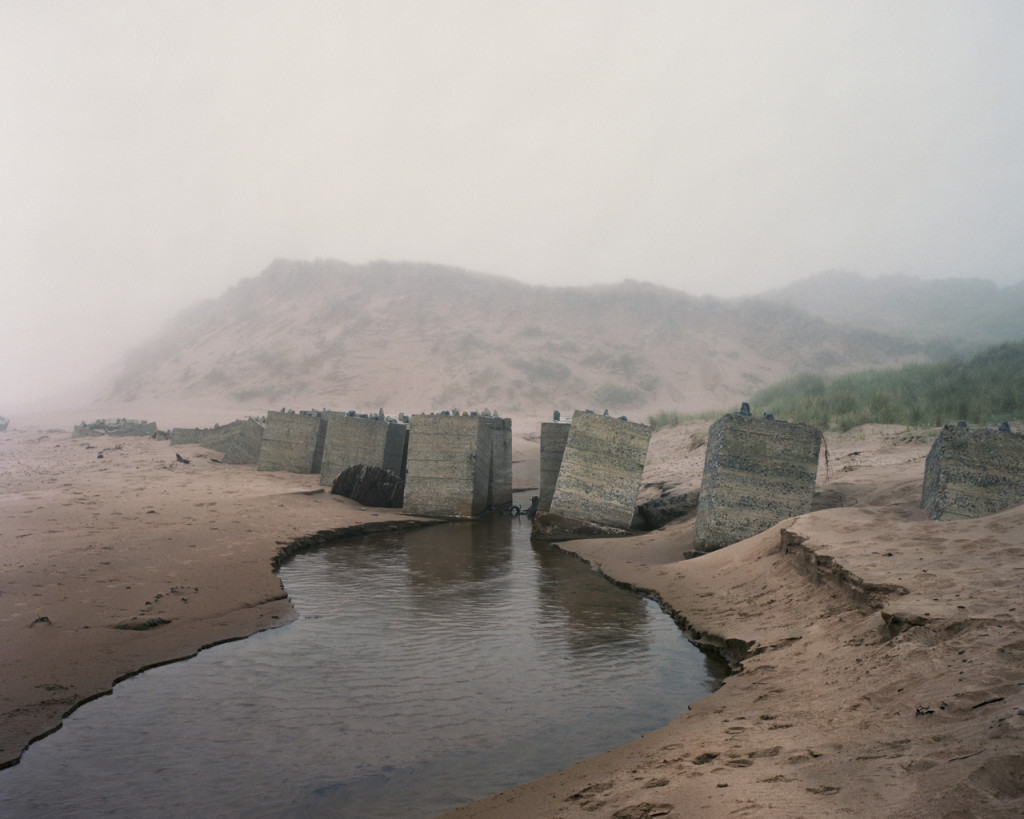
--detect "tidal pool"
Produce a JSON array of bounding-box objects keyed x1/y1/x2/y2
[{"x1": 0, "y1": 501, "x2": 725, "y2": 817}]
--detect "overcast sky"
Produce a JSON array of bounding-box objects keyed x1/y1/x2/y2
[{"x1": 3, "y1": 1, "x2": 1024, "y2": 407}]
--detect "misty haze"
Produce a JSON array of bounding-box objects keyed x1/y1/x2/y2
[{"x1": 3, "y1": 3, "x2": 1024, "y2": 817}]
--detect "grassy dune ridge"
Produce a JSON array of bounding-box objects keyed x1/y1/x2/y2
[{"x1": 651, "y1": 340, "x2": 1024, "y2": 431}]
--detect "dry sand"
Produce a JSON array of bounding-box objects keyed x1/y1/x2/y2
[{"x1": 2, "y1": 416, "x2": 1023, "y2": 817}]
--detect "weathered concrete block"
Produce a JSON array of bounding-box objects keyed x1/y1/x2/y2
[
  {"x1": 402, "y1": 414, "x2": 512, "y2": 518},
  {"x1": 485, "y1": 416, "x2": 513, "y2": 509},
  {"x1": 73, "y1": 419, "x2": 158, "y2": 438},
  {"x1": 319, "y1": 413, "x2": 409, "y2": 486},
  {"x1": 256, "y1": 410, "x2": 327, "y2": 474},
  {"x1": 922, "y1": 423, "x2": 1024, "y2": 520},
  {"x1": 694, "y1": 412, "x2": 822, "y2": 552},
  {"x1": 170, "y1": 419, "x2": 264, "y2": 464},
  {"x1": 548, "y1": 412, "x2": 652, "y2": 530},
  {"x1": 539, "y1": 421, "x2": 571, "y2": 512}
]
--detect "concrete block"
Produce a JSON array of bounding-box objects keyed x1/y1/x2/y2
[
  {"x1": 485, "y1": 415, "x2": 513, "y2": 510},
  {"x1": 319, "y1": 413, "x2": 408, "y2": 485},
  {"x1": 402, "y1": 414, "x2": 512, "y2": 518},
  {"x1": 256, "y1": 410, "x2": 327, "y2": 474},
  {"x1": 170, "y1": 419, "x2": 264, "y2": 464},
  {"x1": 922, "y1": 423, "x2": 1024, "y2": 520},
  {"x1": 694, "y1": 412, "x2": 822, "y2": 552},
  {"x1": 539, "y1": 421, "x2": 571, "y2": 512},
  {"x1": 549, "y1": 412, "x2": 652, "y2": 530},
  {"x1": 72, "y1": 419, "x2": 158, "y2": 438}
]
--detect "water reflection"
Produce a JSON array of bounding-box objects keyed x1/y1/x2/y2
[
  {"x1": 533, "y1": 539, "x2": 651, "y2": 658},
  {"x1": 405, "y1": 517, "x2": 514, "y2": 592},
  {"x1": 0, "y1": 498, "x2": 725, "y2": 818}
]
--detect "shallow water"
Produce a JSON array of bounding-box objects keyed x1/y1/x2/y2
[{"x1": 0, "y1": 502, "x2": 725, "y2": 818}]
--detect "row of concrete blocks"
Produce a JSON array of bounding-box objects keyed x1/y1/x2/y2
[
  {"x1": 546, "y1": 410, "x2": 1024, "y2": 550},
  {"x1": 253, "y1": 410, "x2": 512, "y2": 519},
  {"x1": 220, "y1": 407, "x2": 1024, "y2": 535},
  {"x1": 542, "y1": 410, "x2": 825, "y2": 550}
]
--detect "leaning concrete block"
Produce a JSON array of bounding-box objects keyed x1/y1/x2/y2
[
  {"x1": 171, "y1": 419, "x2": 264, "y2": 464},
  {"x1": 319, "y1": 413, "x2": 409, "y2": 485},
  {"x1": 402, "y1": 414, "x2": 512, "y2": 518},
  {"x1": 256, "y1": 410, "x2": 327, "y2": 474},
  {"x1": 485, "y1": 416, "x2": 513, "y2": 510},
  {"x1": 539, "y1": 421, "x2": 571, "y2": 512},
  {"x1": 922, "y1": 422, "x2": 1024, "y2": 521},
  {"x1": 548, "y1": 412, "x2": 652, "y2": 530},
  {"x1": 694, "y1": 412, "x2": 822, "y2": 552}
]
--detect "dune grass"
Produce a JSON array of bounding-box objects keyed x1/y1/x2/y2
[
  {"x1": 650, "y1": 340, "x2": 1024, "y2": 432},
  {"x1": 647, "y1": 409, "x2": 726, "y2": 430},
  {"x1": 748, "y1": 341, "x2": 1024, "y2": 431}
]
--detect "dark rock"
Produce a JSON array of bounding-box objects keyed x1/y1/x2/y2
[
  {"x1": 113, "y1": 617, "x2": 171, "y2": 630},
  {"x1": 530, "y1": 511, "x2": 635, "y2": 542},
  {"x1": 636, "y1": 493, "x2": 699, "y2": 530},
  {"x1": 331, "y1": 463, "x2": 405, "y2": 508}
]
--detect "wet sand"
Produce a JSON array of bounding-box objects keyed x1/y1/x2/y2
[
  {"x1": 0, "y1": 424, "x2": 431, "y2": 769},
  {"x1": 2, "y1": 418, "x2": 1023, "y2": 816},
  {"x1": 447, "y1": 424, "x2": 1024, "y2": 817}
]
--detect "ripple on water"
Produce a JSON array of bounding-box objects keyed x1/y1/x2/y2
[{"x1": 0, "y1": 506, "x2": 725, "y2": 818}]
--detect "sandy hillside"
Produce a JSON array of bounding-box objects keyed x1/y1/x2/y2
[{"x1": 94, "y1": 260, "x2": 925, "y2": 420}]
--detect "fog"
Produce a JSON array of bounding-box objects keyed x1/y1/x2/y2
[{"x1": 3, "y1": 1, "x2": 1023, "y2": 407}]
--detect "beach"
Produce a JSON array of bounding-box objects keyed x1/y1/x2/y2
[{"x1": 2, "y1": 415, "x2": 1023, "y2": 816}]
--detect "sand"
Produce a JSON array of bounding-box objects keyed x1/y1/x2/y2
[{"x1": 2, "y1": 416, "x2": 1023, "y2": 817}]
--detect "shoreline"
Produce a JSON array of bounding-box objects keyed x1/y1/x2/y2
[
  {"x1": 446, "y1": 427, "x2": 1024, "y2": 817},
  {"x1": 3, "y1": 419, "x2": 1023, "y2": 816},
  {"x1": 1, "y1": 513, "x2": 443, "y2": 771},
  {"x1": 0, "y1": 425, "x2": 438, "y2": 770}
]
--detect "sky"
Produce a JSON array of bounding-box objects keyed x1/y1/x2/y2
[{"x1": 2, "y1": 1, "x2": 1024, "y2": 407}]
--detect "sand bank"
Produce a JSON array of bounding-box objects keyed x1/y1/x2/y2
[
  {"x1": 2, "y1": 418, "x2": 1022, "y2": 817},
  {"x1": 447, "y1": 424, "x2": 1024, "y2": 818},
  {"x1": 0, "y1": 423, "x2": 432, "y2": 769}
]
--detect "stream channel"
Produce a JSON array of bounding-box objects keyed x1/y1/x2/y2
[{"x1": 0, "y1": 495, "x2": 727, "y2": 818}]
